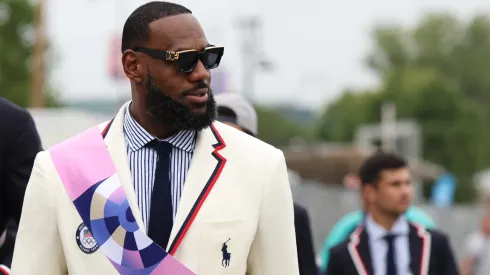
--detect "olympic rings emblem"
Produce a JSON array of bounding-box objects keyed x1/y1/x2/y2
[
  {"x1": 82, "y1": 237, "x2": 96, "y2": 246},
  {"x1": 76, "y1": 223, "x2": 99, "y2": 254}
]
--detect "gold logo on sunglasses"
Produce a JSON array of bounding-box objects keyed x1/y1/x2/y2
[{"x1": 166, "y1": 51, "x2": 179, "y2": 61}]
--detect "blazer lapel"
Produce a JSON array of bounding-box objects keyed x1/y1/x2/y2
[
  {"x1": 409, "y1": 225, "x2": 422, "y2": 275},
  {"x1": 357, "y1": 230, "x2": 373, "y2": 275},
  {"x1": 167, "y1": 123, "x2": 227, "y2": 254},
  {"x1": 348, "y1": 227, "x2": 373, "y2": 275},
  {"x1": 102, "y1": 102, "x2": 145, "y2": 231},
  {"x1": 408, "y1": 223, "x2": 432, "y2": 275}
]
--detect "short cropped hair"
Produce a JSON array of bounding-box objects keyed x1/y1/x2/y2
[
  {"x1": 121, "y1": 1, "x2": 192, "y2": 53},
  {"x1": 358, "y1": 152, "x2": 407, "y2": 186}
]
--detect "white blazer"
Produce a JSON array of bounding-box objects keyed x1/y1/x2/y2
[{"x1": 11, "y1": 102, "x2": 299, "y2": 275}]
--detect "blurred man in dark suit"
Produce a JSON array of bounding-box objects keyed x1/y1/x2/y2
[
  {"x1": 0, "y1": 98, "x2": 42, "y2": 274},
  {"x1": 325, "y1": 152, "x2": 458, "y2": 275},
  {"x1": 215, "y1": 93, "x2": 318, "y2": 275}
]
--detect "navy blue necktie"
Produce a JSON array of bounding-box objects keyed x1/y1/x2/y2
[
  {"x1": 384, "y1": 233, "x2": 397, "y2": 275},
  {"x1": 147, "y1": 140, "x2": 173, "y2": 250}
]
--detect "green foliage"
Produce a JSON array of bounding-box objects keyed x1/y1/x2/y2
[
  {"x1": 316, "y1": 12, "x2": 490, "y2": 202},
  {"x1": 315, "y1": 89, "x2": 383, "y2": 142},
  {"x1": 255, "y1": 105, "x2": 314, "y2": 146},
  {"x1": 0, "y1": 0, "x2": 34, "y2": 106},
  {"x1": 0, "y1": 0, "x2": 56, "y2": 107}
]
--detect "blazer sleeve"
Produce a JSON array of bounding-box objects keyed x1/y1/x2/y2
[
  {"x1": 319, "y1": 211, "x2": 362, "y2": 272},
  {"x1": 10, "y1": 152, "x2": 67, "y2": 275},
  {"x1": 247, "y1": 149, "x2": 299, "y2": 275},
  {"x1": 325, "y1": 245, "x2": 343, "y2": 275},
  {"x1": 437, "y1": 233, "x2": 459, "y2": 275},
  {"x1": 294, "y1": 204, "x2": 318, "y2": 275},
  {"x1": 3, "y1": 109, "x2": 42, "y2": 225}
]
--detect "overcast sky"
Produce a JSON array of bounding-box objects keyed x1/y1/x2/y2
[{"x1": 45, "y1": 0, "x2": 490, "y2": 109}]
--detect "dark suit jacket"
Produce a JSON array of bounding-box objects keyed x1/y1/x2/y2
[
  {"x1": 325, "y1": 222, "x2": 458, "y2": 275},
  {"x1": 0, "y1": 98, "x2": 42, "y2": 267},
  {"x1": 294, "y1": 203, "x2": 318, "y2": 275}
]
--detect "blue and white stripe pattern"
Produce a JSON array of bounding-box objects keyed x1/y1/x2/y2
[{"x1": 123, "y1": 105, "x2": 196, "y2": 232}]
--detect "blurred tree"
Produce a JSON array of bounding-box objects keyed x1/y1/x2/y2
[
  {"x1": 317, "y1": 12, "x2": 490, "y2": 202},
  {"x1": 315, "y1": 89, "x2": 383, "y2": 142},
  {"x1": 256, "y1": 105, "x2": 314, "y2": 146},
  {"x1": 0, "y1": 0, "x2": 56, "y2": 107}
]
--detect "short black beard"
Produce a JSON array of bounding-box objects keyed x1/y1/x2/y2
[{"x1": 144, "y1": 74, "x2": 217, "y2": 132}]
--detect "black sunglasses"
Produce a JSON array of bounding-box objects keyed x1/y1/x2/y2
[{"x1": 132, "y1": 46, "x2": 224, "y2": 73}]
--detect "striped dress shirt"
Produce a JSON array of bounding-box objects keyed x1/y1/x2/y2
[{"x1": 123, "y1": 105, "x2": 197, "y2": 232}]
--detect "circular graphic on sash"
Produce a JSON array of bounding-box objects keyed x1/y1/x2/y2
[{"x1": 76, "y1": 222, "x2": 99, "y2": 254}]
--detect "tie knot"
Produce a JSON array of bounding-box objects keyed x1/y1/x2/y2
[
  {"x1": 147, "y1": 140, "x2": 172, "y2": 156},
  {"x1": 383, "y1": 233, "x2": 397, "y2": 243}
]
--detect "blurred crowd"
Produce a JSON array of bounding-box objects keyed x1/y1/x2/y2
[{"x1": 2, "y1": 92, "x2": 490, "y2": 275}]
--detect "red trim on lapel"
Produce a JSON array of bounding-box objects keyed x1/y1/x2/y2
[
  {"x1": 347, "y1": 226, "x2": 369, "y2": 275},
  {"x1": 101, "y1": 118, "x2": 114, "y2": 138},
  {"x1": 168, "y1": 124, "x2": 227, "y2": 255},
  {"x1": 413, "y1": 223, "x2": 431, "y2": 275}
]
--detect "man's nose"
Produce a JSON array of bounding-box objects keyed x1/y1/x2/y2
[
  {"x1": 401, "y1": 183, "x2": 413, "y2": 195},
  {"x1": 188, "y1": 60, "x2": 210, "y2": 83}
]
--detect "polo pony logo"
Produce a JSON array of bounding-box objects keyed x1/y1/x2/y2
[{"x1": 221, "y1": 238, "x2": 231, "y2": 267}]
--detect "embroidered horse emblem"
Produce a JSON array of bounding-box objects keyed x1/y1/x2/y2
[{"x1": 221, "y1": 238, "x2": 231, "y2": 267}]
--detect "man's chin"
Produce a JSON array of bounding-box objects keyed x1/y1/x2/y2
[
  {"x1": 183, "y1": 114, "x2": 215, "y2": 131},
  {"x1": 190, "y1": 107, "x2": 208, "y2": 116}
]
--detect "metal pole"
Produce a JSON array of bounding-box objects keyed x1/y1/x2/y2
[
  {"x1": 381, "y1": 101, "x2": 397, "y2": 152},
  {"x1": 237, "y1": 17, "x2": 261, "y2": 103},
  {"x1": 30, "y1": 0, "x2": 46, "y2": 107}
]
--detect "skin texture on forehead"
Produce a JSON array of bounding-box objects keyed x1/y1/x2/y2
[
  {"x1": 379, "y1": 168, "x2": 411, "y2": 185},
  {"x1": 147, "y1": 14, "x2": 209, "y2": 51}
]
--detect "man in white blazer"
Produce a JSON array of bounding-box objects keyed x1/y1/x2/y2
[{"x1": 11, "y1": 2, "x2": 298, "y2": 275}]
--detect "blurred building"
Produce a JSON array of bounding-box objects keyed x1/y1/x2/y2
[{"x1": 29, "y1": 108, "x2": 112, "y2": 148}]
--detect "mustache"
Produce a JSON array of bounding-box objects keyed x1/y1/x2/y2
[{"x1": 181, "y1": 82, "x2": 210, "y2": 96}]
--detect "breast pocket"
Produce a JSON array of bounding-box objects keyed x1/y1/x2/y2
[{"x1": 198, "y1": 219, "x2": 255, "y2": 275}]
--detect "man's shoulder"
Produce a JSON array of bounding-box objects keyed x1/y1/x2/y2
[
  {"x1": 34, "y1": 120, "x2": 111, "y2": 176},
  {"x1": 409, "y1": 222, "x2": 450, "y2": 246},
  {"x1": 212, "y1": 121, "x2": 279, "y2": 154},
  {"x1": 44, "y1": 120, "x2": 110, "y2": 151},
  {"x1": 426, "y1": 228, "x2": 450, "y2": 243},
  {"x1": 329, "y1": 237, "x2": 351, "y2": 256},
  {"x1": 0, "y1": 98, "x2": 30, "y2": 125},
  {"x1": 0, "y1": 97, "x2": 25, "y2": 113},
  {"x1": 331, "y1": 225, "x2": 365, "y2": 250}
]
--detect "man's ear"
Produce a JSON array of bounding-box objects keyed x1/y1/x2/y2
[
  {"x1": 362, "y1": 184, "x2": 376, "y2": 203},
  {"x1": 122, "y1": 50, "x2": 143, "y2": 84}
]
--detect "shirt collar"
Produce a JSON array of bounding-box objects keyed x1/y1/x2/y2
[
  {"x1": 365, "y1": 214, "x2": 409, "y2": 241},
  {"x1": 123, "y1": 103, "x2": 197, "y2": 153}
]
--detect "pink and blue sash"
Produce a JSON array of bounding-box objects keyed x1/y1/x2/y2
[{"x1": 49, "y1": 126, "x2": 195, "y2": 275}]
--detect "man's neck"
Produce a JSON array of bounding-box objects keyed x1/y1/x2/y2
[
  {"x1": 129, "y1": 102, "x2": 177, "y2": 139},
  {"x1": 369, "y1": 210, "x2": 400, "y2": 231}
]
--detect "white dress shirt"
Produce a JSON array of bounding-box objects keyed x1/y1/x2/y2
[
  {"x1": 123, "y1": 104, "x2": 196, "y2": 232},
  {"x1": 365, "y1": 215, "x2": 411, "y2": 275}
]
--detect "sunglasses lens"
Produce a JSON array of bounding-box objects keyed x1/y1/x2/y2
[
  {"x1": 203, "y1": 48, "x2": 224, "y2": 69},
  {"x1": 177, "y1": 51, "x2": 199, "y2": 72}
]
